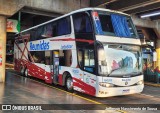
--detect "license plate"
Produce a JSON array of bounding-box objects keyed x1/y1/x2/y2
[{"x1": 122, "y1": 89, "x2": 130, "y2": 93}]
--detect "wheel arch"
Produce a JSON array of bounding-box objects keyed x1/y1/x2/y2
[{"x1": 62, "y1": 71, "x2": 72, "y2": 86}]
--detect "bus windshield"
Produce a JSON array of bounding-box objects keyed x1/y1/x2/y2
[
  {"x1": 99, "y1": 44, "x2": 142, "y2": 77},
  {"x1": 92, "y1": 11, "x2": 138, "y2": 38}
]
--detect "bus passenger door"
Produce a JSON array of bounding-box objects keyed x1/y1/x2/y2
[
  {"x1": 45, "y1": 51, "x2": 52, "y2": 83},
  {"x1": 83, "y1": 49, "x2": 97, "y2": 95},
  {"x1": 52, "y1": 51, "x2": 59, "y2": 84}
]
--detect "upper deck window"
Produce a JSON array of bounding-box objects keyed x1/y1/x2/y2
[
  {"x1": 111, "y1": 14, "x2": 131, "y2": 37},
  {"x1": 73, "y1": 13, "x2": 92, "y2": 33},
  {"x1": 28, "y1": 16, "x2": 71, "y2": 41},
  {"x1": 93, "y1": 11, "x2": 137, "y2": 38},
  {"x1": 99, "y1": 14, "x2": 115, "y2": 36},
  {"x1": 57, "y1": 17, "x2": 71, "y2": 36}
]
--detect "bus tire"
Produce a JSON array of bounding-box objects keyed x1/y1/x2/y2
[
  {"x1": 20, "y1": 66, "x2": 25, "y2": 76},
  {"x1": 24, "y1": 68, "x2": 28, "y2": 77},
  {"x1": 65, "y1": 75, "x2": 73, "y2": 92}
]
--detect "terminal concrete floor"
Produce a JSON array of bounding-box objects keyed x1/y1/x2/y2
[{"x1": 0, "y1": 69, "x2": 160, "y2": 113}]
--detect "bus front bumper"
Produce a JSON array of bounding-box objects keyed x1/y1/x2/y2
[{"x1": 95, "y1": 84, "x2": 144, "y2": 97}]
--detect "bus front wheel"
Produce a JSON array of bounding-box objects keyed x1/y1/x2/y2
[{"x1": 65, "y1": 76, "x2": 73, "y2": 92}]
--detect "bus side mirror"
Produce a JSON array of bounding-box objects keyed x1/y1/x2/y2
[{"x1": 153, "y1": 51, "x2": 157, "y2": 62}]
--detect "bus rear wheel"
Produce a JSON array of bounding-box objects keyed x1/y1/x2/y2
[
  {"x1": 65, "y1": 76, "x2": 73, "y2": 92},
  {"x1": 24, "y1": 68, "x2": 28, "y2": 77},
  {"x1": 20, "y1": 66, "x2": 25, "y2": 76}
]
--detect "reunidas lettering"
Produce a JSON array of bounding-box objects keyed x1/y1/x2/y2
[{"x1": 30, "y1": 40, "x2": 49, "y2": 51}]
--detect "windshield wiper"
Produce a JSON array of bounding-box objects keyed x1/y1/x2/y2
[
  {"x1": 128, "y1": 72, "x2": 142, "y2": 76},
  {"x1": 108, "y1": 68, "x2": 142, "y2": 77},
  {"x1": 116, "y1": 45, "x2": 122, "y2": 49}
]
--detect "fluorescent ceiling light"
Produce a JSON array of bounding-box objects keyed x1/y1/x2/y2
[{"x1": 140, "y1": 11, "x2": 160, "y2": 18}]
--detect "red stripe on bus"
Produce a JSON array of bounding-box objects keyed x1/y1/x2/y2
[
  {"x1": 58, "y1": 74, "x2": 63, "y2": 85},
  {"x1": 73, "y1": 77, "x2": 96, "y2": 96},
  {"x1": 50, "y1": 38, "x2": 94, "y2": 44}
]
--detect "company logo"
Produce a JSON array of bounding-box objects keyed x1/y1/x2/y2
[
  {"x1": 86, "y1": 78, "x2": 89, "y2": 83},
  {"x1": 72, "y1": 69, "x2": 79, "y2": 74},
  {"x1": 2, "y1": 105, "x2": 42, "y2": 110},
  {"x1": 104, "y1": 79, "x2": 112, "y2": 83},
  {"x1": 125, "y1": 82, "x2": 128, "y2": 85},
  {"x1": 123, "y1": 89, "x2": 130, "y2": 92},
  {"x1": 2, "y1": 105, "x2": 11, "y2": 110},
  {"x1": 30, "y1": 40, "x2": 49, "y2": 51},
  {"x1": 122, "y1": 78, "x2": 131, "y2": 82},
  {"x1": 61, "y1": 45, "x2": 73, "y2": 50}
]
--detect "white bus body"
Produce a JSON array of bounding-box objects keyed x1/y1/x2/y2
[{"x1": 14, "y1": 8, "x2": 144, "y2": 97}]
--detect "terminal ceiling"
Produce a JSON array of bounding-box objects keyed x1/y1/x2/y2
[{"x1": 90, "y1": 0, "x2": 160, "y2": 20}]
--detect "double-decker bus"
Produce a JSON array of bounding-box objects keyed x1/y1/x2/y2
[{"x1": 14, "y1": 8, "x2": 144, "y2": 97}]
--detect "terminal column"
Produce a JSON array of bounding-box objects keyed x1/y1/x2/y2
[
  {"x1": 155, "y1": 38, "x2": 160, "y2": 83},
  {"x1": 156, "y1": 39, "x2": 160, "y2": 69},
  {"x1": 0, "y1": 16, "x2": 6, "y2": 83}
]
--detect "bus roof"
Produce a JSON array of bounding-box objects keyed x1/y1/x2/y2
[{"x1": 19, "y1": 8, "x2": 130, "y2": 34}]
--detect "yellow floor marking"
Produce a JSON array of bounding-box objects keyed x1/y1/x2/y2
[
  {"x1": 10, "y1": 71, "x2": 126, "y2": 113},
  {"x1": 145, "y1": 82, "x2": 160, "y2": 87}
]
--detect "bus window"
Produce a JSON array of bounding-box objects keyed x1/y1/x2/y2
[
  {"x1": 52, "y1": 22, "x2": 57, "y2": 37},
  {"x1": 84, "y1": 49, "x2": 95, "y2": 73},
  {"x1": 42, "y1": 24, "x2": 53, "y2": 38},
  {"x1": 96, "y1": 11, "x2": 138, "y2": 38},
  {"x1": 64, "y1": 50, "x2": 72, "y2": 66},
  {"x1": 45, "y1": 56, "x2": 50, "y2": 65},
  {"x1": 73, "y1": 13, "x2": 92, "y2": 33},
  {"x1": 73, "y1": 12, "x2": 94, "y2": 47},
  {"x1": 30, "y1": 30, "x2": 36, "y2": 41},
  {"x1": 30, "y1": 51, "x2": 45, "y2": 64},
  {"x1": 59, "y1": 50, "x2": 72, "y2": 67},
  {"x1": 35, "y1": 26, "x2": 44, "y2": 40},
  {"x1": 99, "y1": 14, "x2": 115, "y2": 36},
  {"x1": 126, "y1": 18, "x2": 136, "y2": 38},
  {"x1": 57, "y1": 17, "x2": 71, "y2": 36},
  {"x1": 29, "y1": 26, "x2": 44, "y2": 41},
  {"x1": 45, "y1": 51, "x2": 51, "y2": 65},
  {"x1": 77, "y1": 49, "x2": 83, "y2": 68}
]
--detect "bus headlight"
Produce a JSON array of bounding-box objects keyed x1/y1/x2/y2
[
  {"x1": 136, "y1": 80, "x2": 144, "y2": 85},
  {"x1": 99, "y1": 82, "x2": 115, "y2": 87}
]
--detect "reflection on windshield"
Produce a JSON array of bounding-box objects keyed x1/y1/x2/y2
[{"x1": 100, "y1": 44, "x2": 142, "y2": 77}]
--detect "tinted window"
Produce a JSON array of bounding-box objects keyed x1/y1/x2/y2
[
  {"x1": 57, "y1": 17, "x2": 71, "y2": 36},
  {"x1": 84, "y1": 49, "x2": 95, "y2": 67},
  {"x1": 42, "y1": 24, "x2": 53, "y2": 37},
  {"x1": 29, "y1": 26, "x2": 45, "y2": 41},
  {"x1": 73, "y1": 13, "x2": 92, "y2": 33},
  {"x1": 52, "y1": 22, "x2": 57, "y2": 37},
  {"x1": 99, "y1": 14, "x2": 115, "y2": 36},
  {"x1": 126, "y1": 18, "x2": 136, "y2": 38},
  {"x1": 30, "y1": 30, "x2": 36, "y2": 41},
  {"x1": 84, "y1": 49, "x2": 95, "y2": 73},
  {"x1": 58, "y1": 50, "x2": 72, "y2": 67},
  {"x1": 30, "y1": 51, "x2": 45, "y2": 64},
  {"x1": 77, "y1": 49, "x2": 83, "y2": 68},
  {"x1": 35, "y1": 26, "x2": 44, "y2": 40},
  {"x1": 28, "y1": 16, "x2": 71, "y2": 41},
  {"x1": 96, "y1": 11, "x2": 138, "y2": 38}
]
